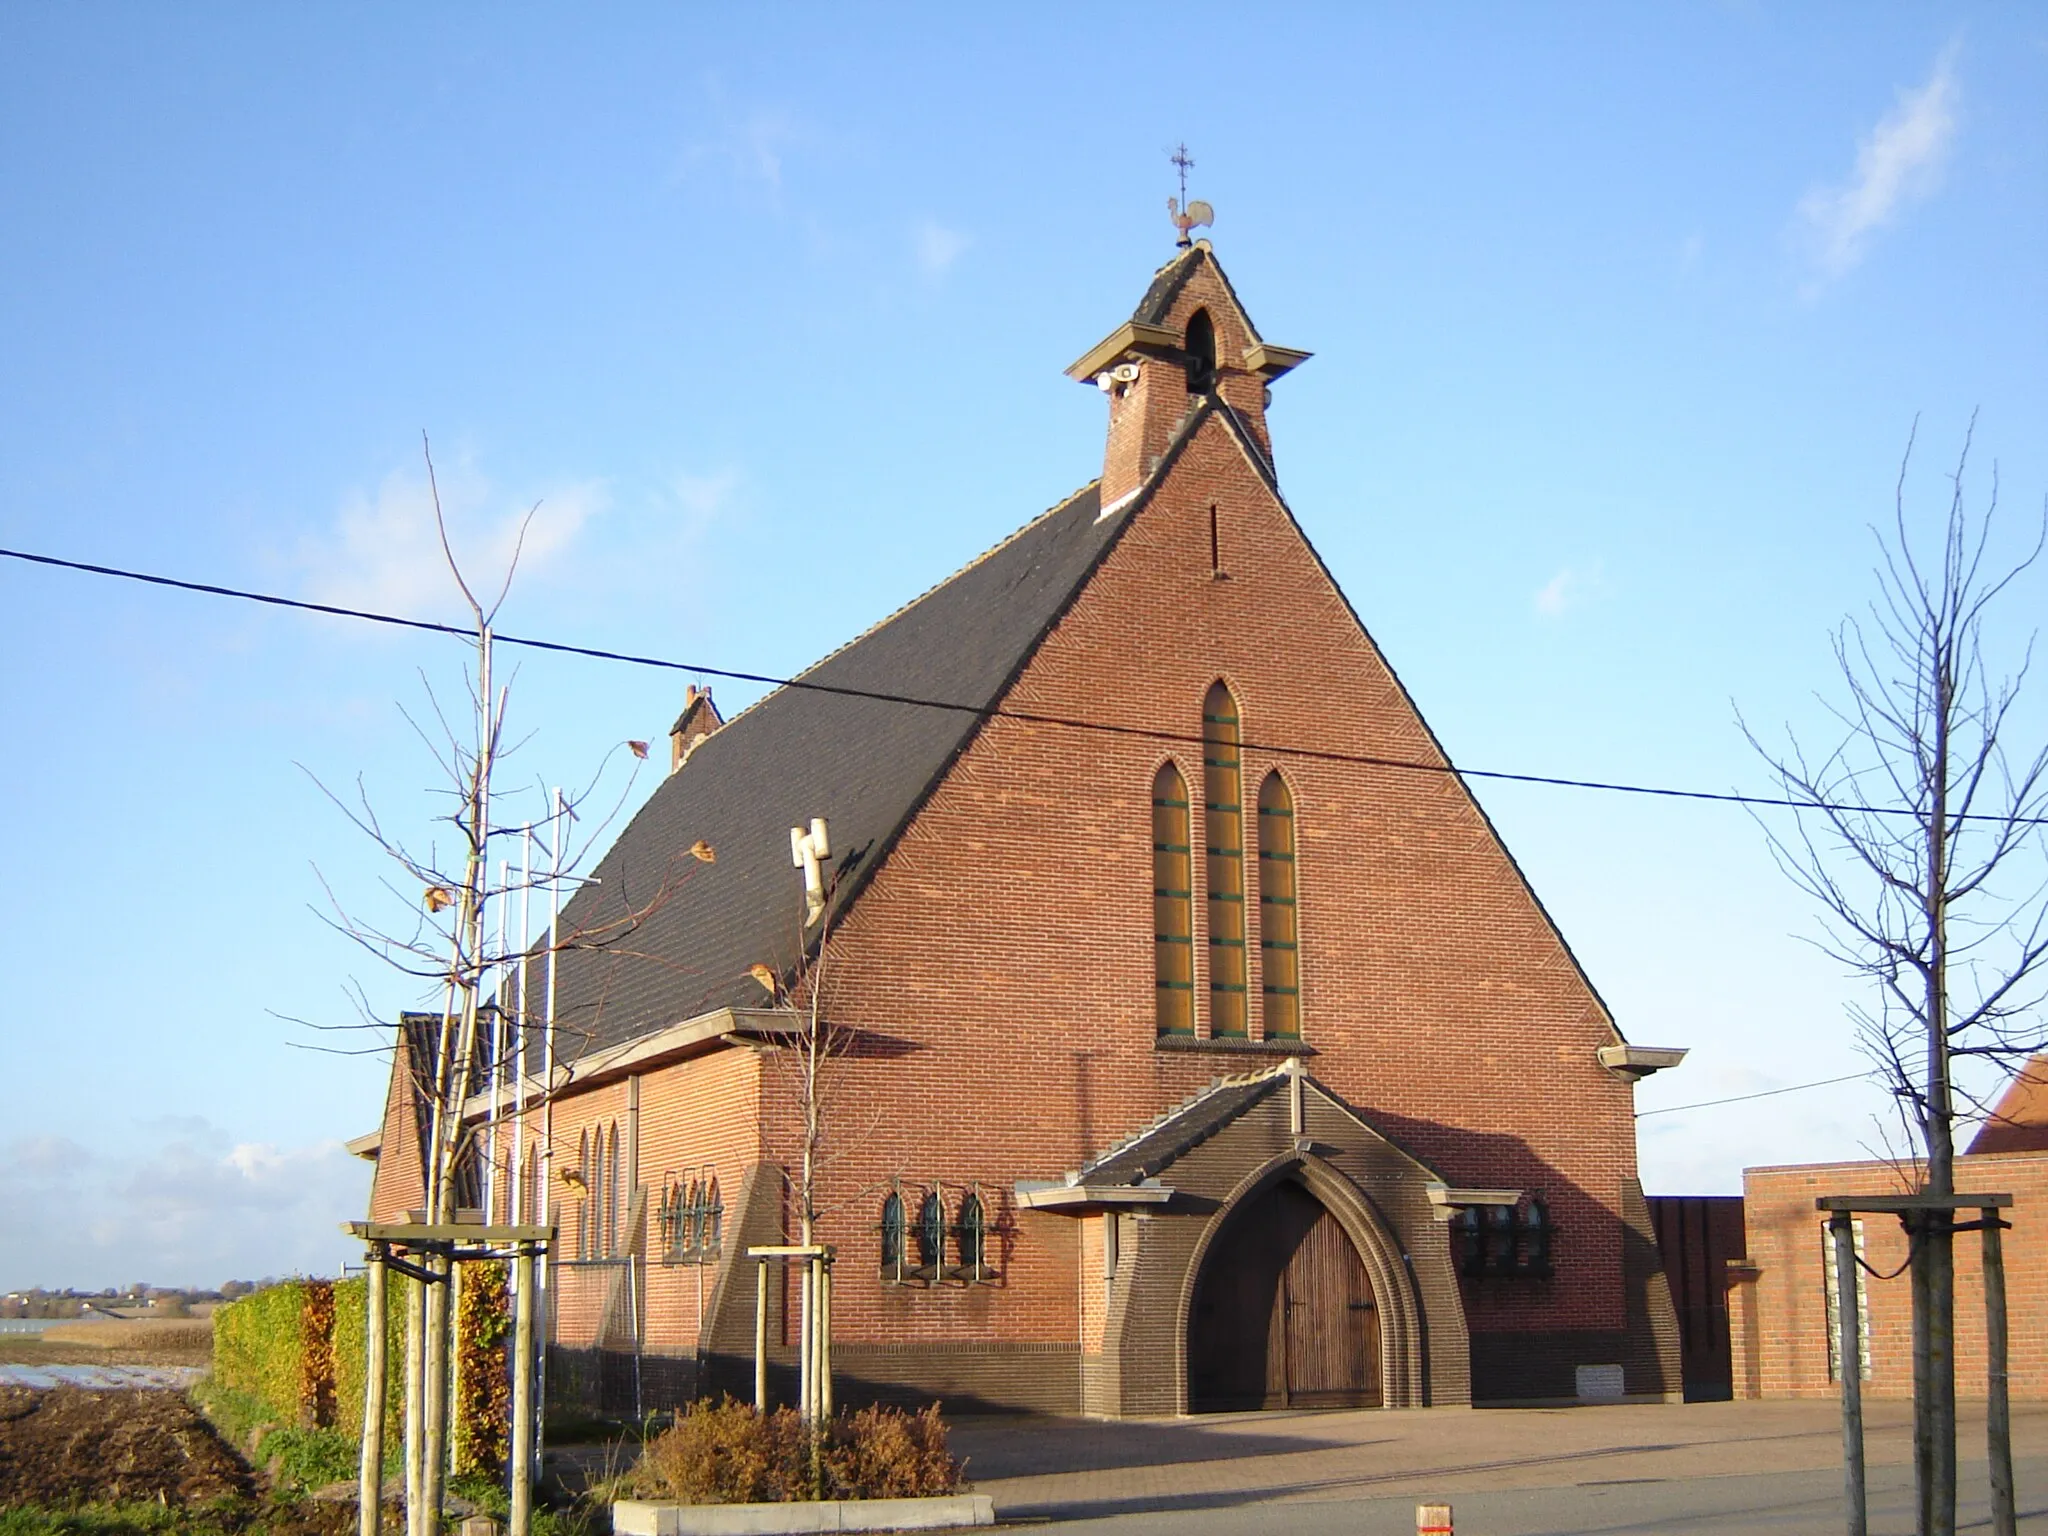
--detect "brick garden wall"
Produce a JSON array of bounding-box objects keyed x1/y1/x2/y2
[{"x1": 1733, "y1": 1152, "x2": 2048, "y2": 1401}]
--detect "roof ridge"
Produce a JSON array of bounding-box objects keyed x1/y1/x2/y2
[{"x1": 706, "y1": 479, "x2": 1101, "y2": 740}]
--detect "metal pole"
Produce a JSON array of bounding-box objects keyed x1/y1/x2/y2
[
  {"x1": 359, "y1": 1244, "x2": 389, "y2": 1536},
  {"x1": 1982, "y1": 1211, "x2": 2015, "y2": 1536},
  {"x1": 1831, "y1": 1213, "x2": 1867, "y2": 1536},
  {"x1": 754, "y1": 1259, "x2": 768, "y2": 1412},
  {"x1": 537, "y1": 790, "x2": 563, "y2": 1461},
  {"x1": 510, "y1": 1243, "x2": 536, "y2": 1536},
  {"x1": 513, "y1": 826, "x2": 531, "y2": 1226}
]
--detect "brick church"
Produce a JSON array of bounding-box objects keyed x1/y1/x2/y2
[{"x1": 364, "y1": 231, "x2": 1686, "y2": 1415}]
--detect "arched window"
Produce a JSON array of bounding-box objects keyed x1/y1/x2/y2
[
  {"x1": 704, "y1": 1175, "x2": 723, "y2": 1256},
  {"x1": 1203, "y1": 684, "x2": 1247, "y2": 1037},
  {"x1": 1152, "y1": 763, "x2": 1195, "y2": 1036},
  {"x1": 576, "y1": 1130, "x2": 591, "y2": 1259},
  {"x1": 596, "y1": 1126, "x2": 613, "y2": 1257},
  {"x1": 879, "y1": 1191, "x2": 905, "y2": 1282},
  {"x1": 915, "y1": 1191, "x2": 944, "y2": 1274},
  {"x1": 957, "y1": 1193, "x2": 987, "y2": 1282},
  {"x1": 608, "y1": 1121, "x2": 625, "y2": 1259},
  {"x1": 1184, "y1": 308, "x2": 1217, "y2": 395},
  {"x1": 1256, "y1": 773, "x2": 1300, "y2": 1039},
  {"x1": 1521, "y1": 1198, "x2": 1551, "y2": 1276}
]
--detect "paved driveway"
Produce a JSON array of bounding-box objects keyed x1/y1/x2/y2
[{"x1": 950, "y1": 1399, "x2": 2048, "y2": 1534}]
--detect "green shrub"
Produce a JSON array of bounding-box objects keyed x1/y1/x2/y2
[
  {"x1": 629, "y1": 1400, "x2": 962, "y2": 1505},
  {"x1": 258, "y1": 1428, "x2": 359, "y2": 1492},
  {"x1": 186, "y1": 1379, "x2": 274, "y2": 1457}
]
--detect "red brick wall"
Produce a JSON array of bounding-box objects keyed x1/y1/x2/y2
[
  {"x1": 1734, "y1": 1153, "x2": 2048, "y2": 1400},
  {"x1": 752, "y1": 403, "x2": 1643, "y2": 1353},
  {"x1": 367, "y1": 1029, "x2": 425, "y2": 1223}
]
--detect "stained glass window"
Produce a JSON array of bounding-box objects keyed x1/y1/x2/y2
[
  {"x1": 1257, "y1": 772, "x2": 1300, "y2": 1039},
  {"x1": 957, "y1": 1193, "x2": 987, "y2": 1280},
  {"x1": 916, "y1": 1191, "x2": 944, "y2": 1273},
  {"x1": 1203, "y1": 684, "x2": 1247, "y2": 1037},
  {"x1": 880, "y1": 1191, "x2": 905, "y2": 1277},
  {"x1": 1153, "y1": 762, "x2": 1194, "y2": 1035}
]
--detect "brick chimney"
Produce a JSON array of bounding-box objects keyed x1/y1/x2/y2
[
  {"x1": 669, "y1": 685, "x2": 723, "y2": 773},
  {"x1": 1066, "y1": 240, "x2": 1310, "y2": 508}
]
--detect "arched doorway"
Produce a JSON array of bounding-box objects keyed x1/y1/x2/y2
[{"x1": 1188, "y1": 1177, "x2": 1381, "y2": 1410}]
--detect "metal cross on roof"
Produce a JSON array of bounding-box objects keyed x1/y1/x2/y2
[{"x1": 1167, "y1": 143, "x2": 1213, "y2": 249}]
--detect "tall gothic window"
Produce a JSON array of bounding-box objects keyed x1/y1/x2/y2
[
  {"x1": 607, "y1": 1121, "x2": 625, "y2": 1259},
  {"x1": 879, "y1": 1191, "x2": 905, "y2": 1280},
  {"x1": 1152, "y1": 762, "x2": 1195, "y2": 1035},
  {"x1": 1204, "y1": 684, "x2": 1248, "y2": 1037},
  {"x1": 576, "y1": 1130, "x2": 591, "y2": 1259},
  {"x1": 1257, "y1": 772, "x2": 1300, "y2": 1038}
]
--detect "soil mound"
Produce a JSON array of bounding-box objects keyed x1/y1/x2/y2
[{"x1": 0, "y1": 1385, "x2": 254, "y2": 1506}]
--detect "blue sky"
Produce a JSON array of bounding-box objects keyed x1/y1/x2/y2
[{"x1": 2, "y1": 5, "x2": 2043, "y2": 1290}]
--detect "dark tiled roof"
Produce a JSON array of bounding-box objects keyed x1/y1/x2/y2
[
  {"x1": 1074, "y1": 1070, "x2": 1288, "y2": 1185},
  {"x1": 1130, "y1": 248, "x2": 1202, "y2": 326},
  {"x1": 540, "y1": 480, "x2": 1128, "y2": 1057},
  {"x1": 1130, "y1": 245, "x2": 1268, "y2": 343}
]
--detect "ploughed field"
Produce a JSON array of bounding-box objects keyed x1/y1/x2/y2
[{"x1": 0, "y1": 1385, "x2": 251, "y2": 1506}]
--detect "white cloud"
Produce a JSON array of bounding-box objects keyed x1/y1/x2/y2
[
  {"x1": 1534, "y1": 564, "x2": 1601, "y2": 618},
  {"x1": 300, "y1": 459, "x2": 608, "y2": 620},
  {"x1": 677, "y1": 89, "x2": 802, "y2": 194},
  {"x1": 0, "y1": 1120, "x2": 368, "y2": 1291},
  {"x1": 913, "y1": 220, "x2": 970, "y2": 278},
  {"x1": 1796, "y1": 44, "x2": 1960, "y2": 282}
]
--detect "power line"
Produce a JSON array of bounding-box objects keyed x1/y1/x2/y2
[
  {"x1": 1636, "y1": 1073, "x2": 1870, "y2": 1118},
  {"x1": 5, "y1": 541, "x2": 2044, "y2": 827}
]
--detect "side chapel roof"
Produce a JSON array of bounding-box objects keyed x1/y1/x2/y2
[{"x1": 540, "y1": 477, "x2": 1134, "y2": 1056}]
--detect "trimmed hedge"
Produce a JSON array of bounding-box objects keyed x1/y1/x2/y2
[
  {"x1": 332, "y1": 1274, "x2": 406, "y2": 1445},
  {"x1": 211, "y1": 1282, "x2": 308, "y2": 1430},
  {"x1": 454, "y1": 1262, "x2": 512, "y2": 1477},
  {"x1": 210, "y1": 1268, "x2": 501, "y2": 1475}
]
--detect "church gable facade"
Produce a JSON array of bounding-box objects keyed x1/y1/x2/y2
[{"x1": 366, "y1": 238, "x2": 1683, "y2": 1416}]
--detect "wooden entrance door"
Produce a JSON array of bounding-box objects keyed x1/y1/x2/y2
[{"x1": 1188, "y1": 1179, "x2": 1381, "y2": 1410}]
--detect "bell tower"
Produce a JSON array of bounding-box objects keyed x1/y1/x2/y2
[{"x1": 1067, "y1": 215, "x2": 1310, "y2": 508}]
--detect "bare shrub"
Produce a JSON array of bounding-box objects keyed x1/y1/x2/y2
[{"x1": 630, "y1": 1399, "x2": 962, "y2": 1505}]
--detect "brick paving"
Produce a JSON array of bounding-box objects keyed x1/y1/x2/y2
[{"x1": 952, "y1": 1399, "x2": 2048, "y2": 1526}]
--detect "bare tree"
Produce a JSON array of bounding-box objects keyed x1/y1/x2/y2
[
  {"x1": 749, "y1": 835, "x2": 887, "y2": 1426},
  {"x1": 1744, "y1": 417, "x2": 2048, "y2": 1536},
  {"x1": 309, "y1": 438, "x2": 712, "y2": 1536}
]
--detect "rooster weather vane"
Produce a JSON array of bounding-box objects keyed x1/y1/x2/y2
[{"x1": 1167, "y1": 143, "x2": 1213, "y2": 249}]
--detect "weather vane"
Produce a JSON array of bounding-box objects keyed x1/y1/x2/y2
[{"x1": 1167, "y1": 143, "x2": 1213, "y2": 249}]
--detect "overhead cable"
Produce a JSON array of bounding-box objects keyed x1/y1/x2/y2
[{"x1": 5, "y1": 542, "x2": 2044, "y2": 827}]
